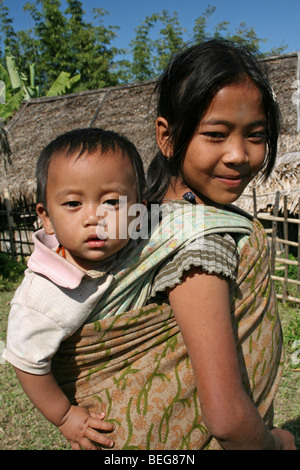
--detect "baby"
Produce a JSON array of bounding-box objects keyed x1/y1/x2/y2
[{"x1": 3, "y1": 128, "x2": 145, "y2": 449}]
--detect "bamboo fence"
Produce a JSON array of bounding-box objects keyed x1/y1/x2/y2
[
  {"x1": 0, "y1": 194, "x2": 38, "y2": 259},
  {"x1": 253, "y1": 191, "x2": 300, "y2": 304}
]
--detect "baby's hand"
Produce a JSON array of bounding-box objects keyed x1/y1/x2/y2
[{"x1": 58, "y1": 405, "x2": 115, "y2": 450}]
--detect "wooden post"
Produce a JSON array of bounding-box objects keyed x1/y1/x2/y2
[
  {"x1": 252, "y1": 188, "x2": 257, "y2": 218},
  {"x1": 4, "y1": 188, "x2": 16, "y2": 259},
  {"x1": 270, "y1": 192, "x2": 280, "y2": 276},
  {"x1": 282, "y1": 196, "x2": 289, "y2": 304}
]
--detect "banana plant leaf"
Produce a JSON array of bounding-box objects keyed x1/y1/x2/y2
[
  {"x1": 46, "y1": 72, "x2": 81, "y2": 97},
  {"x1": 0, "y1": 81, "x2": 6, "y2": 105},
  {"x1": 0, "y1": 62, "x2": 11, "y2": 89},
  {"x1": 5, "y1": 49, "x2": 22, "y2": 90},
  {"x1": 0, "y1": 89, "x2": 25, "y2": 121}
]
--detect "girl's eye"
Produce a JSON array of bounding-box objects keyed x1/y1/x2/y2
[
  {"x1": 203, "y1": 132, "x2": 225, "y2": 140},
  {"x1": 249, "y1": 132, "x2": 266, "y2": 142},
  {"x1": 63, "y1": 201, "x2": 81, "y2": 208}
]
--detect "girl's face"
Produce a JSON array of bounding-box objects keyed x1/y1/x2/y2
[
  {"x1": 182, "y1": 80, "x2": 266, "y2": 206},
  {"x1": 159, "y1": 80, "x2": 267, "y2": 206}
]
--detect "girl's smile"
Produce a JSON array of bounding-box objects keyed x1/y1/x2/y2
[{"x1": 214, "y1": 175, "x2": 245, "y2": 187}]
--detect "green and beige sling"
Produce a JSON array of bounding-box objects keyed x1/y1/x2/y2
[{"x1": 52, "y1": 204, "x2": 283, "y2": 450}]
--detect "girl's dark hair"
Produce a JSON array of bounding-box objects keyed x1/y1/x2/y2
[
  {"x1": 146, "y1": 38, "x2": 280, "y2": 202},
  {"x1": 36, "y1": 127, "x2": 145, "y2": 208}
]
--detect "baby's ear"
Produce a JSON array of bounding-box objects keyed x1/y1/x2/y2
[
  {"x1": 155, "y1": 117, "x2": 173, "y2": 157},
  {"x1": 36, "y1": 203, "x2": 55, "y2": 235}
]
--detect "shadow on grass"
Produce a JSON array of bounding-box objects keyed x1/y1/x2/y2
[{"x1": 281, "y1": 415, "x2": 300, "y2": 449}]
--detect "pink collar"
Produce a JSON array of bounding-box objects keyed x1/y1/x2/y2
[{"x1": 27, "y1": 229, "x2": 85, "y2": 289}]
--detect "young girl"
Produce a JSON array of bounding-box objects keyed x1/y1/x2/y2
[{"x1": 144, "y1": 38, "x2": 296, "y2": 450}]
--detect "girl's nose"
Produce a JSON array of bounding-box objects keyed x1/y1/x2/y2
[{"x1": 222, "y1": 138, "x2": 248, "y2": 165}]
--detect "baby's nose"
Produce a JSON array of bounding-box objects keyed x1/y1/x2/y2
[{"x1": 83, "y1": 206, "x2": 99, "y2": 226}]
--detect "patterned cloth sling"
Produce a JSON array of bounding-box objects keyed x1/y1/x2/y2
[
  {"x1": 86, "y1": 204, "x2": 254, "y2": 320},
  {"x1": 52, "y1": 205, "x2": 283, "y2": 450}
]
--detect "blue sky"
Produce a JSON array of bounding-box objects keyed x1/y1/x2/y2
[{"x1": 2, "y1": 0, "x2": 300, "y2": 55}]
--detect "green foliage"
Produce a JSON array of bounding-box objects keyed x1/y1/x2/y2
[
  {"x1": 20, "y1": 0, "x2": 120, "y2": 91},
  {"x1": 192, "y1": 5, "x2": 216, "y2": 43},
  {"x1": 283, "y1": 310, "x2": 300, "y2": 346},
  {"x1": 280, "y1": 308, "x2": 300, "y2": 370},
  {"x1": 0, "y1": 47, "x2": 81, "y2": 121},
  {"x1": 117, "y1": 4, "x2": 288, "y2": 82},
  {"x1": 0, "y1": 87, "x2": 24, "y2": 121},
  {"x1": 0, "y1": 253, "x2": 26, "y2": 291},
  {"x1": 152, "y1": 10, "x2": 186, "y2": 76},
  {"x1": 45, "y1": 71, "x2": 81, "y2": 97},
  {"x1": 0, "y1": 0, "x2": 289, "y2": 96},
  {"x1": 0, "y1": 0, "x2": 19, "y2": 60},
  {"x1": 124, "y1": 10, "x2": 187, "y2": 82}
]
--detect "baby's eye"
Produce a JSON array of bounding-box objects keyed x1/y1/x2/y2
[
  {"x1": 63, "y1": 201, "x2": 81, "y2": 208},
  {"x1": 102, "y1": 199, "x2": 119, "y2": 206}
]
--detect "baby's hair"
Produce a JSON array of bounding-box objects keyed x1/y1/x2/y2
[
  {"x1": 36, "y1": 128, "x2": 145, "y2": 209},
  {"x1": 146, "y1": 38, "x2": 280, "y2": 202}
]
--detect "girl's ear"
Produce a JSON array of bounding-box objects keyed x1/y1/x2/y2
[
  {"x1": 36, "y1": 203, "x2": 55, "y2": 235},
  {"x1": 155, "y1": 117, "x2": 173, "y2": 157}
]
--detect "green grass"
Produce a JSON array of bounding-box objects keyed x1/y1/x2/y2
[
  {"x1": 273, "y1": 304, "x2": 300, "y2": 449},
  {"x1": 0, "y1": 280, "x2": 299, "y2": 450},
  {"x1": 0, "y1": 283, "x2": 70, "y2": 450}
]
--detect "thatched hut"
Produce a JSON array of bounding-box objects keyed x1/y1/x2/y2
[
  {"x1": 0, "y1": 51, "x2": 299, "y2": 215},
  {"x1": 237, "y1": 151, "x2": 300, "y2": 215}
]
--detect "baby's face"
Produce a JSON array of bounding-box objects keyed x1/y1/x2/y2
[{"x1": 40, "y1": 148, "x2": 138, "y2": 270}]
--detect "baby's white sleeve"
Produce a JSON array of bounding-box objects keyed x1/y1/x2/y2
[
  {"x1": 2, "y1": 267, "x2": 113, "y2": 375},
  {"x1": 2, "y1": 301, "x2": 66, "y2": 375}
]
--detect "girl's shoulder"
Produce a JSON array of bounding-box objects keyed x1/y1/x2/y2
[
  {"x1": 149, "y1": 230, "x2": 239, "y2": 302},
  {"x1": 225, "y1": 204, "x2": 254, "y2": 221},
  {"x1": 158, "y1": 199, "x2": 254, "y2": 221}
]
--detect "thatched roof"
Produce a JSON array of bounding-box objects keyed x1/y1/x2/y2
[
  {"x1": 235, "y1": 150, "x2": 300, "y2": 215},
  {"x1": 0, "y1": 80, "x2": 158, "y2": 199},
  {"x1": 0, "y1": 51, "x2": 299, "y2": 214}
]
